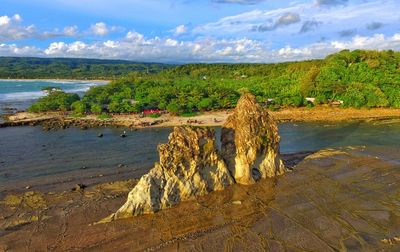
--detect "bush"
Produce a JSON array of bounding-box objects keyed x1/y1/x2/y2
[
  {"x1": 166, "y1": 100, "x2": 184, "y2": 115},
  {"x1": 29, "y1": 91, "x2": 80, "y2": 112},
  {"x1": 90, "y1": 103, "x2": 102, "y2": 114},
  {"x1": 71, "y1": 101, "x2": 88, "y2": 115}
]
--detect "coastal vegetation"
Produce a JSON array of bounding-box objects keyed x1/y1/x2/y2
[{"x1": 27, "y1": 50, "x2": 400, "y2": 115}]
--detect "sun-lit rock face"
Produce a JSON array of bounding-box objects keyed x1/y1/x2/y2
[
  {"x1": 112, "y1": 126, "x2": 234, "y2": 218},
  {"x1": 221, "y1": 92, "x2": 285, "y2": 185},
  {"x1": 110, "y1": 92, "x2": 285, "y2": 219}
]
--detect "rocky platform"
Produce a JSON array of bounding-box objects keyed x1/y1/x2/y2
[{"x1": 0, "y1": 146, "x2": 399, "y2": 251}]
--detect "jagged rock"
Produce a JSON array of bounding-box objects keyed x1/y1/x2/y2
[
  {"x1": 111, "y1": 126, "x2": 234, "y2": 218},
  {"x1": 108, "y1": 93, "x2": 285, "y2": 219},
  {"x1": 221, "y1": 92, "x2": 285, "y2": 185}
]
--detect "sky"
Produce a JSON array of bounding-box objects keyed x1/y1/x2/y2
[{"x1": 0, "y1": 0, "x2": 399, "y2": 63}]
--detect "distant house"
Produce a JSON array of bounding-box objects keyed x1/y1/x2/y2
[
  {"x1": 306, "y1": 97, "x2": 316, "y2": 104},
  {"x1": 266, "y1": 98, "x2": 275, "y2": 105},
  {"x1": 143, "y1": 109, "x2": 162, "y2": 115},
  {"x1": 331, "y1": 100, "x2": 344, "y2": 106},
  {"x1": 123, "y1": 99, "x2": 138, "y2": 105}
]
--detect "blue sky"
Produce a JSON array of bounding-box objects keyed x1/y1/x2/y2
[{"x1": 0, "y1": 0, "x2": 399, "y2": 63}]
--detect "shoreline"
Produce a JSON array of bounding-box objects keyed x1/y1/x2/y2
[{"x1": 2, "y1": 106, "x2": 400, "y2": 129}]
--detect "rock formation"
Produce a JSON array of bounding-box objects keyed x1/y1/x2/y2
[
  {"x1": 111, "y1": 126, "x2": 234, "y2": 218},
  {"x1": 110, "y1": 92, "x2": 285, "y2": 219},
  {"x1": 221, "y1": 92, "x2": 285, "y2": 185}
]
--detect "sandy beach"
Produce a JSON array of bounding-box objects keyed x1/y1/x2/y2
[{"x1": 4, "y1": 106, "x2": 400, "y2": 129}]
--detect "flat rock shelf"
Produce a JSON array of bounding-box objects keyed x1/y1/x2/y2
[{"x1": 0, "y1": 146, "x2": 399, "y2": 251}]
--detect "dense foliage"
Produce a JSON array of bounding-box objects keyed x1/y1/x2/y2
[
  {"x1": 0, "y1": 57, "x2": 171, "y2": 79},
  {"x1": 28, "y1": 91, "x2": 80, "y2": 112},
  {"x1": 28, "y1": 50, "x2": 400, "y2": 114}
]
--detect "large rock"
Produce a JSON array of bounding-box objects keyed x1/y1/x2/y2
[
  {"x1": 221, "y1": 92, "x2": 285, "y2": 185},
  {"x1": 109, "y1": 93, "x2": 285, "y2": 219},
  {"x1": 111, "y1": 126, "x2": 234, "y2": 218}
]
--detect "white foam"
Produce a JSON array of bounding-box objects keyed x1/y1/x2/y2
[{"x1": 0, "y1": 91, "x2": 45, "y2": 101}]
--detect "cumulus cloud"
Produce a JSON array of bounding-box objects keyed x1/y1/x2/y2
[
  {"x1": 174, "y1": 24, "x2": 188, "y2": 35},
  {"x1": 63, "y1": 26, "x2": 78, "y2": 36},
  {"x1": 0, "y1": 14, "x2": 36, "y2": 42},
  {"x1": 90, "y1": 22, "x2": 109, "y2": 36},
  {"x1": 2, "y1": 31, "x2": 399, "y2": 63},
  {"x1": 0, "y1": 14, "x2": 81, "y2": 42}
]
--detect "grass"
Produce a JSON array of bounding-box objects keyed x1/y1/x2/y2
[
  {"x1": 180, "y1": 112, "x2": 199, "y2": 117},
  {"x1": 97, "y1": 113, "x2": 112, "y2": 119},
  {"x1": 147, "y1": 113, "x2": 161, "y2": 118}
]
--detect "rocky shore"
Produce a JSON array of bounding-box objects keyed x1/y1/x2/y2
[
  {"x1": 1, "y1": 146, "x2": 399, "y2": 251},
  {"x1": 1, "y1": 95, "x2": 399, "y2": 251}
]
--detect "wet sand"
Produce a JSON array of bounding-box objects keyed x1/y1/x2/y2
[{"x1": 1, "y1": 147, "x2": 399, "y2": 251}]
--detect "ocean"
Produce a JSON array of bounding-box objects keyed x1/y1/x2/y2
[
  {"x1": 0, "y1": 80, "x2": 107, "y2": 117},
  {"x1": 1, "y1": 121, "x2": 399, "y2": 194}
]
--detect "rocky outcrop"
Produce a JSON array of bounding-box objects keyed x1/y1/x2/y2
[
  {"x1": 111, "y1": 126, "x2": 234, "y2": 218},
  {"x1": 110, "y1": 92, "x2": 285, "y2": 219},
  {"x1": 221, "y1": 92, "x2": 285, "y2": 185}
]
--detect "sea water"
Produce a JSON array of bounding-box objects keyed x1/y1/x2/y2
[
  {"x1": 0, "y1": 121, "x2": 399, "y2": 193},
  {"x1": 0, "y1": 80, "x2": 107, "y2": 117}
]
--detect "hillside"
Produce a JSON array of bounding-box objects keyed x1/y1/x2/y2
[{"x1": 0, "y1": 57, "x2": 172, "y2": 79}]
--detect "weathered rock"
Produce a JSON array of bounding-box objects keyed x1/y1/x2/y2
[
  {"x1": 221, "y1": 92, "x2": 285, "y2": 185},
  {"x1": 111, "y1": 126, "x2": 234, "y2": 218}
]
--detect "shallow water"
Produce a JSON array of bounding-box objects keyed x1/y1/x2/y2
[{"x1": 0, "y1": 120, "x2": 399, "y2": 192}]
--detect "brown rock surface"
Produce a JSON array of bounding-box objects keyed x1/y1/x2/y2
[
  {"x1": 221, "y1": 92, "x2": 285, "y2": 184},
  {"x1": 1, "y1": 147, "x2": 399, "y2": 251},
  {"x1": 111, "y1": 126, "x2": 234, "y2": 218}
]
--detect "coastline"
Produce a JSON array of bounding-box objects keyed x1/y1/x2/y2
[{"x1": 3, "y1": 106, "x2": 400, "y2": 129}]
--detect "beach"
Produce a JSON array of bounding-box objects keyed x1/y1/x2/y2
[{"x1": 4, "y1": 106, "x2": 400, "y2": 129}]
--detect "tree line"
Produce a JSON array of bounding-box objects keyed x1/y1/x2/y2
[{"x1": 28, "y1": 50, "x2": 400, "y2": 115}]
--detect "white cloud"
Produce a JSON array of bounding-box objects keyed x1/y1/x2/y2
[
  {"x1": 90, "y1": 22, "x2": 122, "y2": 36},
  {"x1": 0, "y1": 16, "x2": 11, "y2": 26},
  {"x1": 63, "y1": 26, "x2": 78, "y2": 36},
  {"x1": 90, "y1": 22, "x2": 109, "y2": 36},
  {"x1": 0, "y1": 14, "x2": 81, "y2": 42},
  {"x1": 1, "y1": 30, "x2": 395, "y2": 63},
  {"x1": 193, "y1": 0, "x2": 399, "y2": 43},
  {"x1": 0, "y1": 43, "x2": 42, "y2": 56},
  {"x1": 174, "y1": 24, "x2": 187, "y2": 35}
]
